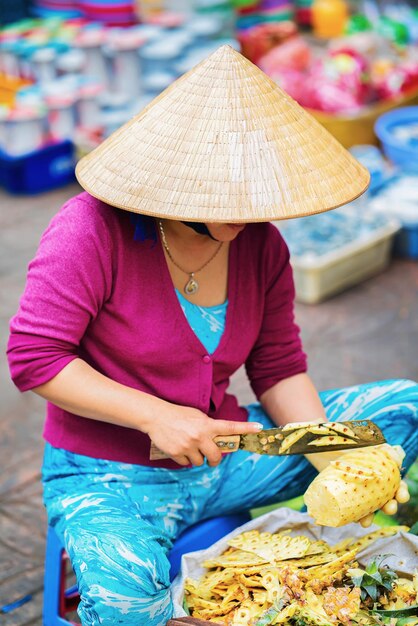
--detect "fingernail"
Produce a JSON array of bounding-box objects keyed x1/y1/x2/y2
[{"x1": 253, "y1": 423, "x2": 263, "y2": 430}]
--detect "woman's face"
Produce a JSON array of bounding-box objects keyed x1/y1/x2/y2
[{"x1": 206, "y1": 223, "x2": 247, "y2": 242}]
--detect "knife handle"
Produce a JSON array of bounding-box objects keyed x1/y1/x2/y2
[
  {"x1": 149, "y1": 435, "x2": 240, "y2": 461},
  {"x1": 213, "y1": 435, "x2": 240, "y2": 452},
  {"x1": 149, "y1": 442, "x2": 170, "y2": 460}
]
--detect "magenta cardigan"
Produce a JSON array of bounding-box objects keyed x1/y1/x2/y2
[{"x1": 7, "y1": 193, "x2": 307, "y2": 468}]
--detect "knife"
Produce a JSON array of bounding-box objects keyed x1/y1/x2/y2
[{"x1": 149, "y1": 420, "x2": 386, "y2": 460}]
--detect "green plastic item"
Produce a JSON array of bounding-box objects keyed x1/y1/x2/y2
[
  {"x1": 378, "y1": 16, "x2": 409, "y2": 46},
  {"x1": 1, "y1": 24, "x2": 25, "y2": 36},
  {"x1": 6, "y1": 19, "x2": 39, "y2": 33},
  {"x1": 345, "y1": 13, "x2": 372, "y2": 34},
  {"x1": 259, "y1": 12, "x2": 294, "y2": 23},
  {"x1": 231, "y1": 0, "x2": 259, "y2": 9}
]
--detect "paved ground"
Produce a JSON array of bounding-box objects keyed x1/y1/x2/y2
[{"x1": 0, "y1": 182, "x2": 417, "y2": 625}]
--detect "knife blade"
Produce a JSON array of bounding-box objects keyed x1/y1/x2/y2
[{"x1": 149, "y1": 420, "x2": 386, "y2": 460}]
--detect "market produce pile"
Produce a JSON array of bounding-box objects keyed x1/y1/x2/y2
[
  {"x1": 258, "y1": 32, "x2": 418, "y2": 114},
  {"x1": 184, "y1": 527, "x2": 418, "y2": 625}
]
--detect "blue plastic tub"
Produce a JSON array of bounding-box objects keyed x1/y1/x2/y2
[
  {"x1": 367, "y1": 172, "x2": 418, "y2": 260},
  {"x1": 0, "y1": 141, "x2": 76, "y2": 194},
  {"x1": 374, "y1": 106, "x2": 418, "y2": 173},
  {"x1": 393, "y1": 224, "x2": 418, "y2": 259}
]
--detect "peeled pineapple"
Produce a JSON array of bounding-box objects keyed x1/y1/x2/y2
[{"x1": 304, "y1": 445, "x2": 405, "y2": 527}]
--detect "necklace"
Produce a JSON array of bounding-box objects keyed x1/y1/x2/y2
[{"x1": 158, "y1": 220, "x2": 223, "y2": 295}]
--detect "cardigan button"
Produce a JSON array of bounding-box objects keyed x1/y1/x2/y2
[{"x1": 202, "y1": 355, "x2": 211, "y2": 364}]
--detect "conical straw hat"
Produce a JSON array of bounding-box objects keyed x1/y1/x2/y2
[{"x1": 76, "y1": 45, "x2": 370, "y2": 222}]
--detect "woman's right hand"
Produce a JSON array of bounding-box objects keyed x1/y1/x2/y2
[{"x1": 145, "y1": 405, "x2": 262, "y2": 467}]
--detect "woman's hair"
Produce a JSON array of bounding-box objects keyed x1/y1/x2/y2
[{"x1": 130, "y1": 215, "x2": 215, "y2": 242}]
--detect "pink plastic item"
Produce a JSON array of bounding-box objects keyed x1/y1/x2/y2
[{"x1": 258, "y1": 36, "x2": 312, "y2": 75}]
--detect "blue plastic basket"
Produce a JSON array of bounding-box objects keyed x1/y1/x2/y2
[
  {"x1": 0, "y1": 140, "x2": 76, "y2": 194},
  {"x1": 394, "y1": 224, "x2": 418, "y2": 260},
  {"x1": 374, "y1": 106, "x2": 418, "y2": 173}
]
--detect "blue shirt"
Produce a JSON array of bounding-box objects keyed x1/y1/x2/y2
[{"x1": 175, "y1": 289, "x2": 227, "y2": 355}]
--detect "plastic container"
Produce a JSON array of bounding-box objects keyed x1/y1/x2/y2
[
  {"x1": 74, "y1": 125, "x2": 102, "y2": 159},
  {"x1": 56, "y1": 48, "x2": 87, "y2": 79},
  {"x1": 393, "y1": 225, "x2": 418, "y2": 259},
  {"x1": 0, "y1": 140, "x2": 75, "y2": 194},
  {"x1": 100, "y1": 94, "x2": 132, "y2": 137},
  {"x1": 74, "y1": 27, "x2": 109, "y2": 88},
  {"x1": 30, "y1": 46, "x2": 57, "y2": 84},
  {"x1": 32, "y1": 0, "x2": 83, "y2": 18},
  {"x1": 311, "y1": 0, "x2": 348, "y2": 38},
  {"x1": 3, "y1": 106, "x2": 47, "y2": 156},
  {"x1": 0, "y1": 73, "x2": 32, "y2": 107},
  {"x1": 374, "y1": 106, "x2": 418, "y2": 173},
  {"x1": 146, "y1": 11, "x2": 185, "y2": 28},
  {"x1": 109, "y1": 31, "x2": 146, "y2": 99},
  {"x1": 0, "y1": 105, "x2": 8, "y2": 150},
  {"x1": 0, "y1": 39, "x2": 21, "y2": 78},
  {"x1": 138, "y1": 39, "x2": 183, "y2": 77},
  {"x1": 46, "y1": 93, "x2": 77, "y2": 141},
  {"x1": 175, "y1": 46, "x2": 220, "y2": 74},
  {"x1": 130, "y1": 24, "x2": 162, "y2": 42},
  {"x1": 135, "y1": 0, "x2": 164, "y2": 21},
  {"x1": 349, "y1": 144, "x2": 396, "y2": 194},
  {"x1": 287, "y1": 219, "x2": 400, "y2": 303},
  {"x1": 368, "y1": 174, "x2": 418, "y2": 260},
  {"x1": 77, "y1": 81, "x2": 103, "y2": 129},
  {"x1": 142, "y1": 70, "x2": 175, "y2": 97},
  {"x1": 185, "y1": 15, "x2": 223, "y2": 41},
  {"x1": 78, "y1": 0, "x2": 137, "y2": 25}
]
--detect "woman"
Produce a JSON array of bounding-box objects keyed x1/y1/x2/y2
[{"x1": 7, "y1": 46, "x2": 418, "y2": 626}]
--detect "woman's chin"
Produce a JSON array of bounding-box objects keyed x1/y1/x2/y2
[{"x1": 208, "y1": 223, "x2": 247, "y2": 241}]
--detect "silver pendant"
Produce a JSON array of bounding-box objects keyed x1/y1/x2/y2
[{"x1": 184, "y1": 274, "x2": 199, "y2": 295}]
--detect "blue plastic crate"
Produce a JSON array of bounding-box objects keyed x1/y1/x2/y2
[
  {"x1": 394, "y1": 224, "x2": 418, "y2": 260},
  {"x1": 0, "y1": 141, "x2": 76, "y2": 194}
]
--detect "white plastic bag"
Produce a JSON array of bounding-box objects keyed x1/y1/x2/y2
[{"x1": 171, "y1": 508, "x2": 418, "y2": 618}]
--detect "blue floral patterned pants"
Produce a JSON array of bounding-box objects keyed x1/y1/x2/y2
[{"x1": 42, "y1": 379, "x2": 418, "y2": 626}]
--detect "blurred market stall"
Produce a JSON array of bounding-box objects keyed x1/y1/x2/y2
[{"x1": 0, "y1": 0, "x2": 417, "y2": 294}]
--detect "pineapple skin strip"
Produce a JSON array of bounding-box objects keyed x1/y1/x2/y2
[
  {"x1": 304, "y1": 548, "x2": 358, "y2": 581},
  {"x1": 347, "y1": 525, "x2": 410, "y2": 553},
  {"x1": 307, "y1": 435, "x2": 358, "y2": 447},
  {"x1": 326, "y1": 423, "x2": 358, "y2": 439},
  {"x1": 278, "y1": 429, "x2": 308, "y2": 454},
  {"x1": 184, "y1": 527, "x2": 413, "y2": 625}
]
